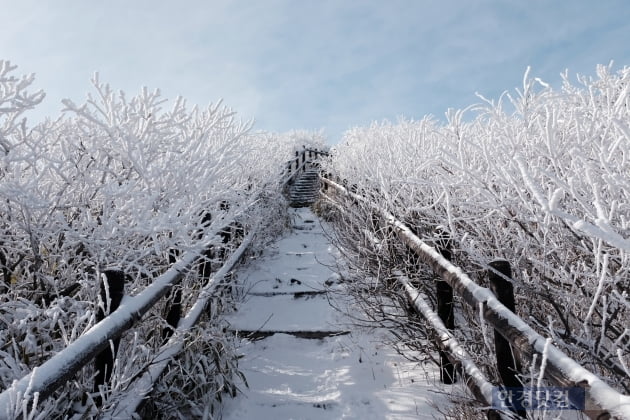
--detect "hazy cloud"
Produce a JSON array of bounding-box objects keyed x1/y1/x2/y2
[{"x1": 1, "y1": 0, "x2": 628, "y2": 141}]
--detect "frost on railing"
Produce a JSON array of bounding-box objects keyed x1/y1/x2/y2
[
  {"x1": 0, "y1": 61, "x2": 318, "y2": 417},
  {"x1": 281, "y1": 146, "x2": 330, "y2": 196},
  {"x1": 322, "y1": 130, "x2": 630, "y2": 418},
  {"x1": 324, "y1": 64, "x2": 630, "y2": 400}
]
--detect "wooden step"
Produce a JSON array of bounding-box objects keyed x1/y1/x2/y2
[{"x1": 230, "y1": 330, "x2": 350, "y2": 340}]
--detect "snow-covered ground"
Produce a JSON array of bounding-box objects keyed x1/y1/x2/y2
[{"x1": 221, "y1": 208, "x2": 457, "y2": 419}]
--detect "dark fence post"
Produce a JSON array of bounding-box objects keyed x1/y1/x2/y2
[
  {"x1": 195, "y1": 211, "x2": 213, "y2": 280},
  {"x1": 162, "y1": 246, "x2": 182, "y2": 342},
  {"x1": 488, "y1": 260, "x2": 525, "y2": 417},
  {"x1": 435, "y1": 229, "x2": 456, "y2": 384},
  {"x1": 162, "y1": 286, "x2": 182, "y2": 342},
  {"x1": 199, "y1": 247, "x2": 214, "y2": 279},
  {"x1": 93, "y1": 270, "x2": 125, "y2": 405},
  {"x1": 0, "y1": 248, "x2": 8, "y2": 294},
  {"x1": 218, "y1": 226, "x2": 232, "y2": 261}
]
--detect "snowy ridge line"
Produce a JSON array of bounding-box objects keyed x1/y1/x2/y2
[
  {"x1": 104, "y1": 230, "x2": 256, "y2": 419},
  {"x1": 393, "y1": 271, "x2": 498, "y2": 411},
  {"x1": 0, "y1": 219, "x2": 241, "y2": 420},
  {"x1": 321, "y1": 176, "x2": 630, "y2": 419}
]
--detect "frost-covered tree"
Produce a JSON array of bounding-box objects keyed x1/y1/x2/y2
[
  {"x1": 325, "y1": 64, "x2": 630, "y2": 395},
  {"x1": 0, "y1": 60, "x2": 45, "y2": 155},
  {"x1": 0, "y1": 61, "x2": 317, "y2": 417}
]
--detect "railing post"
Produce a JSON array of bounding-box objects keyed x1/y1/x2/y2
[
  {"x1": 93, "y1": 270, "x2": 125, "y2": 405},
  {"x1": 435, "y1": 229, "x2": 456, "y2": 384},
  {"x1": 162, "y1": 287, "x2": 182, "y2": 341},
  {"x1": 218, "y1": 226, "x2": 232, "y2": 261},
  {"x1": 195, "y1": 211, "x2": 213, "y2": 280},
  {"x1": 199, "y1": 247, "x2": 214, "y2": 280},
  {"x1": 488, "y1": 260, "x2": 525, "y2": 417},
  {"x1": 162, "y1": 249, "x2": 182, "y2": 342},
  {"x1": 0, "y1": 249, "x2": 8, "y2": 294}
]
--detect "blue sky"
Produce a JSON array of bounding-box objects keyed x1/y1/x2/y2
[{"x1": 2, "y1": 0, "x2": 629, "y2": 143}]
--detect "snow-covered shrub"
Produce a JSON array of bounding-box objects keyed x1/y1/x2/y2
[
  {"x1": 0, "y1": 60, "x2": 45, "y2": 155},
  {"x1": 326, "y1": 64, "x2": 630, "y2": 393},
  {"x1": 0, "y1": 61, "x2": 315, "y2": 416}
]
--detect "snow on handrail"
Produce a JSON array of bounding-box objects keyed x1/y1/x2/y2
[
  {"x1": 282, "y1": 148, "x2": 329, "y2": 189},
  {"x1": 0, "y1": 221, "x2": 241, "y2": 420},
  {"x1": 322, "y1": 176, "x2": 630, "y2": 419},
  {"x1": 104, "y1": 230, "x2": 256, "y2": 418},
  {"x1": 394, "y1": 271, "x2": 495, "y2": 406},
  {"x1": 282, "y1": 158, "x2": 310, "y2": 189},
  {"x1": 303, "y1": 147, "x2": 330, "y2": 156}
]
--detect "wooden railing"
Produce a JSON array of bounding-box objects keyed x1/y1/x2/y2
[
  {"x1": 0, "y1": 215, "x2": 252, "y2": 419},
  {"x1": 320, "y1": 175, "x2": 630, "y2": 420},
  {"x1": 281, "y1": 147, "x2": 330, "y2": 194},
  {"x1": 0, "y1": 147, "x2": 322, "y2": 418}
]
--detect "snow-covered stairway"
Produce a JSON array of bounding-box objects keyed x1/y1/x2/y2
[
  {"x1": 226, "y1": 207, "x2": 347, "y2": 340},
  {"x1": 221, "y1": 207, "x2": 454, "y2": 419},
  {"x1": 288, "y1": 169, "x2": 320, "y2": 208}
]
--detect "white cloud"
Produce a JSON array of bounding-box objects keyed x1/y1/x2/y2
[{"x1": 1, "y1": 0, "x2": 628, "y2": 141}]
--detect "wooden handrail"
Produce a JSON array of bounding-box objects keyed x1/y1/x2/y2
[
  {"x1": 0, "y1": 147, "x2": 326, "y2": 418},
  {"x1": 321, "y1": 176, "x2": 630, "y2": 419},
  {"x1": 394, "y1": 271, "x2": 496, "y2": 408},
  {"x1": 104, "y1": 230, "x2": 256, "y2": 418},
  {"x1": 303, "y1": 147, "x2": 330, "y2": 156},
  {"x1": 0, "y1": 219, "x2": 250, "y2": 419},
  {"x1": 281, "y1": 148, "x2": 329, "y2": 191}
]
